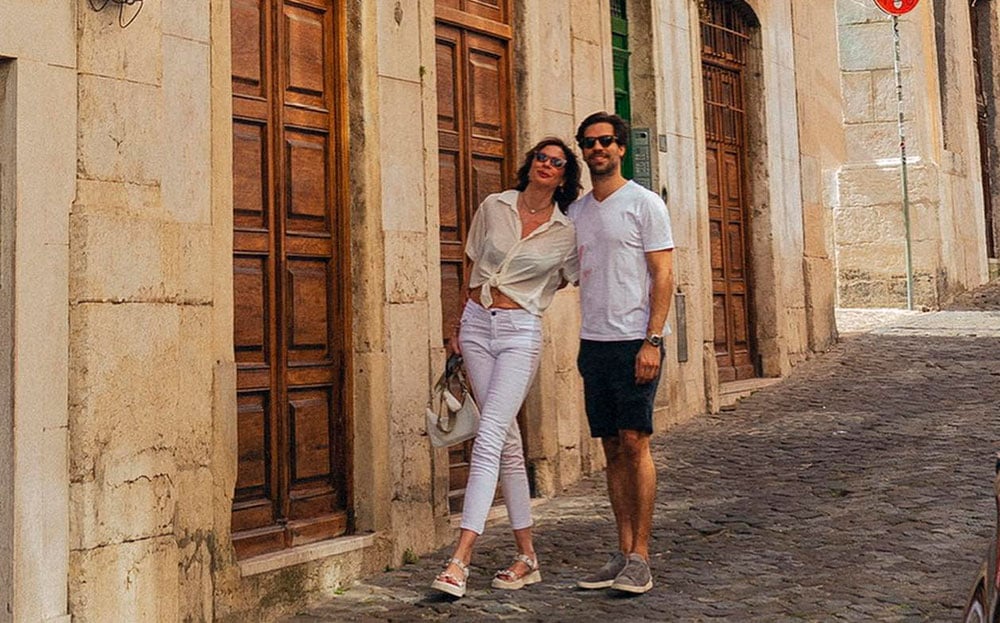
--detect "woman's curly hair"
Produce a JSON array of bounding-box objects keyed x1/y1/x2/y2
[{"x1": 514, "y1": 137, "x2": 582, "y2": 213}]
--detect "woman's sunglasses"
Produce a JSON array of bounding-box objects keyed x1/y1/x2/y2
[
  {"x1": 578, "y1": 135, "x2": 618, "y2": 149},
  {"x1": 534, "y1": 152, "x2": 567, "y2": 169}
]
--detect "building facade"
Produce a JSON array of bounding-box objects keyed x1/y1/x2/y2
[
  {"x1": 833, "y1": 0, "x2": 997, "y2": 307},
  {"x1": 0, "y1": 1, "x2": 990, "y2": 621}
]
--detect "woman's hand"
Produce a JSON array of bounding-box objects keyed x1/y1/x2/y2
[{"x1": 447, "y1": 323, "x2": 462, "y2": 356}]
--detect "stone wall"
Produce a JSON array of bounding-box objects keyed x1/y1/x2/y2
[
  {"x1": 792, "y1": 2, "x2": 844, "y2": 352},
  {"x1": 0, "y1": 0, "x2": 851, "y2": 620},
  {"x1": 650, "y1": 0, "x2": 709, "y2": 418},
  {"x1": 372, "y1": 0, "x2": 440, "y2": 566},
  {"x1": 834, "y1": 1, "x2": 988, "y2": 308},
  {"x1": 0, "y1": 1, "x2": 76, "y2": 621},
  {"x1": 69, "y1": 0, "x2": 215, "y2": 620}
]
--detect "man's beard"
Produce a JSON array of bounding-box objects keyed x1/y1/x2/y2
[{"x1": 586, "y1": 156, "x2": 617, "y2": 178}]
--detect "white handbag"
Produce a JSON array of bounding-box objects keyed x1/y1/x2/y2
[{"x1": 425, "y1": 354, "x2": 481, "y2": 448}]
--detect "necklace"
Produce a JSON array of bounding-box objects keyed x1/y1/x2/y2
[{"x1": 518, "y1": 194, "x2": 550, "y2": 215}]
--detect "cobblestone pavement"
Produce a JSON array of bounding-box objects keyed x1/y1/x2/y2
[{"x1": 284, "y1": 283, "x2": 1000, "y2": 622}]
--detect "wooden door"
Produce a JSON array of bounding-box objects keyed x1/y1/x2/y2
[
  {"x1": 231, "y1": 0, "x2": 351, "y2": 558},
  {"x1": 435, "y1": 0, "x2": 514, "y2": 512},
  {"x1": 701, "y1": 1, "x2": 757, "y2": 382},
  {"x1": 971, "y1": 0, "x2": 996, "y2": 258}
]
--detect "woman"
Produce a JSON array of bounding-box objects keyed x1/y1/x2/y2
[{"x1": 431, "y1": 138, "x2": 582, "y2": 598}]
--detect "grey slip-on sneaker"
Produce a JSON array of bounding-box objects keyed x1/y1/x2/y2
[
  {"x1": 610, "y1": 553, "x2": 653, "y2": 594},
  {"x1": 576, "y1": 552, "x2": 627, "y2": 590}
]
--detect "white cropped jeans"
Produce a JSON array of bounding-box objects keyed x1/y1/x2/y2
[{"x1": 458, "y1": 300, "x2": 543, "y2": 535}]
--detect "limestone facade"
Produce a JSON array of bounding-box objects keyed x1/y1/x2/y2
[
  {"x1": 834, "y1": 0, "x2": 994, "y2": 307},
  {"x1": 5, "y1": 0, "x2": 989, "y2": 621}
]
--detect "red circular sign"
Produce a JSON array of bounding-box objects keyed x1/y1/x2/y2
[{"x1": 873, "y1": 0, "x2": 919, "y2": 15}]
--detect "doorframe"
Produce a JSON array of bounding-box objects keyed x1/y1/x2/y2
[
  {"x1": 0, "y1": 54, "x2": 73, "y2": 622},
  {"x1": 697, "y1": 0, "x2": 765, "y2": 382}
]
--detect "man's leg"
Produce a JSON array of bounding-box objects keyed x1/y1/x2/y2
[
  {"x1": 601, "y1": 435, "x2": 633, "y2": 555},
  {"x1": 618, "y1": 430, "x2": 655, "y2": 560},
  {"x1": 608, "y1": 429, "x2": 656, "y2": 594}
]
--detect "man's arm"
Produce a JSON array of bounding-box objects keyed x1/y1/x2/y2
[{"x1": 635, "y1": 248, "x2": 674, "y2": 384}]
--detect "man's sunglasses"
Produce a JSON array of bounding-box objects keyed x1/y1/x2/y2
[
  {"x1": 534, "y1": 152, "x2": 567, "y2": 169},
  {"x1": 579, "y1": 135, "x2": 618, "y2": 149}
]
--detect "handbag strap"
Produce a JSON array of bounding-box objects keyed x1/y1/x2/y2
[
  {"x1": 431, "y1": 354, "x2": 469, "y2": 398},
  {"x1": 429, "y1": 355, "x2": 472, "y2": 435}
]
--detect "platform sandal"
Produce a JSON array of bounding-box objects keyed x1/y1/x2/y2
[
  {"x1": 431, "y1": 557, "x2": 470, "y2": 598},
  {"x1": 491, "y1": 553, "x2": 541, "y2": 590}
]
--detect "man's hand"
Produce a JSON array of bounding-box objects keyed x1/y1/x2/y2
[{"x1": 635, "y1": 342, "x2": 661, "y2": 384}]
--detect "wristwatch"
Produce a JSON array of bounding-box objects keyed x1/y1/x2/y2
[{"x1": 645, "y1": 334, "x2": 663, "y2": 347}]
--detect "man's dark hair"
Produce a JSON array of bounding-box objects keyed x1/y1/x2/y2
[
  {"x1": 514, "y1": 137, "x2": 583, "y2": 213},
  {"x1": 575, "y1": 111, "x2": 630, "y2": 148}
]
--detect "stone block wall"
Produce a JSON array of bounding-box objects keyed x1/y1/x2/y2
[
  {"x1": 69, "y1": 1, "x2": 215, "y2": 620},
  {"x1": 513, "y1": 0, "x2": 607, "y2": 494},
  {"x1": 0, "y1": 0, "x2": 863, "y2": 620},
  {"x1": 833, "y1": 0, "x2": 988, "y2": 308},
  {"x1": 792, "y1": 1, "x2": 842, "y2": 353},
  {"x1": 653, "y1": 0, "x2": 709, "y2": 418}
]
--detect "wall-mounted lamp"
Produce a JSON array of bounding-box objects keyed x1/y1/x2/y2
[{"x1": 87, "y1": 0, "x2": 143, "y2": 28}]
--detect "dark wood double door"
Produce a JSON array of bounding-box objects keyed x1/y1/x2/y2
[
  {"x1": 435, "y1": 0, "x2": 516, "y2": 511},
  {"x1": 701, "y1": 1, "x2": 758, "y2": 383},
  {"x1": 230, "y1": 0, "x2": 351, "y2": 558}
]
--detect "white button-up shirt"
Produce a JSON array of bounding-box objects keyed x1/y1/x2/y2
[{"x1": 466, "y1": 190, "x2": 579, "y2": 316}]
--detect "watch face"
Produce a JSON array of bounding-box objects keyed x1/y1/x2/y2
[{"x1": 647, "y1": 335, "x2": 662, "y2": 346}]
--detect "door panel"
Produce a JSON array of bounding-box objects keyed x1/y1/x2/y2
[
  {"x1": 435, "y1": 1, "x2": 513, "y2": 512},
  {"x1": 437, "y1": 0, "x2": 505, "y2": 25},
  {"x1": 232, "y1": 0, "x2": 350, "y2": 559},
  {"x1": 701, "y1": 2, "x2": 757, "y2": 383}
]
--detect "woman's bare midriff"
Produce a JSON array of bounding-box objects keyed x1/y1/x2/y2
[{"x1": 469, "y1": 287, "x2": 523, "y2": 310}]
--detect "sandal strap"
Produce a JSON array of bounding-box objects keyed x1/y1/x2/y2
[
  {"x1": 436, "y1": 572, "x2": 466, "y2": 587},
  {"x1": 494, "y1": 553, "x2": 538, "y2": 580},
  {"x1": 446, "y1": 557, "x2": 470, "y2": 578},
  {"x1": 513, "y1": 553, "x2": 538, "y2": 570}
]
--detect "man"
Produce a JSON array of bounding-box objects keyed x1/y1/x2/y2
[{"x1": 568, "y1": 111, "x2": 674, "y2": 594}]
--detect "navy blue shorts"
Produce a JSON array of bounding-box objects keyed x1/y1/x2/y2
[{"x1": 577, "y1": 339, "x2": 664, "y2": 438}]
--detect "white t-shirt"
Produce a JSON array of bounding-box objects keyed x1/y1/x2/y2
[
  {"x1": 466, "y1": 190, "x2": 579, "y2": 316},
  {"x1": 568, "y1": 181, "x2": 674, "y2": 341}
]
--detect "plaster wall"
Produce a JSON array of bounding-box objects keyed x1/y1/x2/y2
[
  {"x1": 834, "y1": 0, "x2": 988, "y2": 308},
  {"x1": 0, "y1": 1, "x2": 76, "y2": 621}
]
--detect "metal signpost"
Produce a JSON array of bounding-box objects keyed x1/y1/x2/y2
[{"x1": 874, "y1": 0, "x2": 920, "y2": 309}]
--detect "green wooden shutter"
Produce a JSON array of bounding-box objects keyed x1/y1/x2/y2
[{"x1": 611, "y1": 1, "x2": 633, "y2": 179}]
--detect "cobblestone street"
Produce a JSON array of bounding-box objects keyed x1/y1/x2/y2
[{"x1": 284, "y1": 283, "x2": 1000, "y2": 622}]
